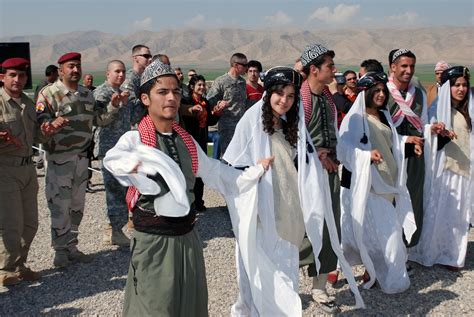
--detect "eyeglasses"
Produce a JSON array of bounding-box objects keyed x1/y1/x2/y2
[
  {"x1": 235, "y1": 62, "x2": 248, "y2": 68},
  {"x1": 346, "y1": 77, "x2": 357, "y2": 81},
  {"x1": 134, "y1": 54, "x2": 152, "y2": 59}
]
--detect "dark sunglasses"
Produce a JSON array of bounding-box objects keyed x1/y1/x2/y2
[
  {"x1": 134, "y1": 54, "x2": 152, "y2": 59},
  {"x1": 236, "y1": 62, "x2": 248, "y2": 68}
]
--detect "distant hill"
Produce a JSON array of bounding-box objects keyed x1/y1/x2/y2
[{"x1": 2, "y1": 27, "x2": 473, "y2": 72}]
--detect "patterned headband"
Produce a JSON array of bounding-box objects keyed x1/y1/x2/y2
[{"x1": 390, "y1": 48, "x2": 414, "y2": 64}]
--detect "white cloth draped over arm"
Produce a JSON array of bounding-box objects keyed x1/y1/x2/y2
[{"x1": 102, "y1": 131, "x2": 190, "y2": 217}]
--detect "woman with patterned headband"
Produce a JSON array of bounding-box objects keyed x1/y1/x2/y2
[
  {"x1": 224, "y1": 66, "x2": 363, "y2": 315},
  {"x1": 409, "y1": 66, "x2": 472, "y2": 271},
  {"x1": 338, "y1": 72, "x2": 420, "y2": 293}
]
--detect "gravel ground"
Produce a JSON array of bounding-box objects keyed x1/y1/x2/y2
[{"x1": 1, "y1": 165, "x2": 473, "y2": 316}]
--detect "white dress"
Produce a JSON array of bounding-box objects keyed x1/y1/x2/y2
[
  {"x1": 409, "y1": 82, "x2": 473, "y2": 267},
  {"x1": 338, "y1": 92, "x2": 416, "y2": 294}
]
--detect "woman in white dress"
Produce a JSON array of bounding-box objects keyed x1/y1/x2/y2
[
  {"x1": 224, "y1": 67, "x2": 364, "y2": 316},
  {"x1": 409, "y1": 66, "x2": 472, "y2": 270},
  {"x1": 338, "y1": 72, "x2": 420, "y2": 294}
]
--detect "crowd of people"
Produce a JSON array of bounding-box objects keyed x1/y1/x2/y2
[{"x1": 0, "y1": 42, "x2": 472, "y2": 316}]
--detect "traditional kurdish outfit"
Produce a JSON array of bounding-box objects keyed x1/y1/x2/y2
[
  {"x1": 103, "y1": 115, "x2": 264, "y2": 316},
  {"x1": 299, "y1": 81, "x2": 341, "y2": 276},
  {"x1": 338, "y1": 92, "x2": 416, "y2": 293},
  {"x1": 409, "y1": 82, "x2": 473, "y2": 268},
  {"x1": 223, "y1": 97, "x2": 364, "y2": 316},
  {"x1": 387, "y1": 78, "x2": 429, "y2": 247}
]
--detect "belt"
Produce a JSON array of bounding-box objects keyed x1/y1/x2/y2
[{"x1": 0, "y1": 155, "x2": 34, "y2": 167}]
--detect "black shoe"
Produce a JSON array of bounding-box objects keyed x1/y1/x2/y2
[{"x1": 195, "y1": 204, "x2": 207, "y2": 212}]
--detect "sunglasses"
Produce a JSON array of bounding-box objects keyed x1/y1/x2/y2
[
  {"x1": 236, "y1": 62, "x2": 248, "y2": 68},
  {"x1": 134, "y1": 54, "x2": 152, "y2": 59}
]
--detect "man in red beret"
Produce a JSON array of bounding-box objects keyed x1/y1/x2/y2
[
  {"x1": 36, "y1": 52, "x2": 121, "y2": 268},
  {"x1": 0, "y1": 58, "x2": 59, "y2": 286}
]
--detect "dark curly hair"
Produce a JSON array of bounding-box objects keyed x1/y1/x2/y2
[{"x1": 261, "y1": 83, "x2": 299, "y2": 147}]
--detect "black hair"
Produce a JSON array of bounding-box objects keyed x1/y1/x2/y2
[
  {"x1": 343, "y1": 70, "x2": 356, "y2": 78},
  {"x1": 365, "y1": 83, "x2": 389, "y2": 109},
  {"x1": 360, "y1": 59, "x2": 384, "y2": 73},
  {"x1": 261, "y1": 83, "x2": 299, "y2": 147},
  {"x1": 45, "y1": 65, "x2": 59, "y2": 76},
  {"x1": 188, "y1": 74, "x2": 206, "y2": 96},
  {"x1": 247, "y1": 60, "x2": 263, "y2": 72},
  {"x1": 449, "y1": 75, "x2": 472, "y2": 131}
]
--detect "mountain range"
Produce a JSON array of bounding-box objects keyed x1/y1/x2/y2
[{"x1": 1, "y1": 26, "x2": 473, "y2": 72}]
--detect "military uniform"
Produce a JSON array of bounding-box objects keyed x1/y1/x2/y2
[
  {"x1": 93, "y1": 82, "x2": 130, "y2": 232},
  {"x1": 0, "y1": 87, "x2": 44, "y2": 282},
  {"x1": 206, "y1": 73, "x2": 247, "y2": 156},
  {"x1": 121, "y1": 68, "x2": 143, "y2": 125},
  {"x1": 36, "y1": 79, "x2": 120, "y2": 257}
]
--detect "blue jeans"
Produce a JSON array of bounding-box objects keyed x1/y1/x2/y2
[{"x1": 207, "y1": 131, "x2": 220, "y2": 159}]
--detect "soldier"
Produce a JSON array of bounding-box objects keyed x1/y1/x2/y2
[
  {"x1": 36, "y1": 52, "x2": 122, "y2": 267},
  {"x1": 93, "y1": 60, "x2": 130, "y2": 246},
  {"x1": 121, "y1": 44, "x2": 152, "y2": 124},
  {"x1": 0, "y1": 58, "x2": 58, "y2": 285},
  {"x1": 207, "y1": 52, "x2": 248, "y2": 156},
  {"x1": 82, "y1": 74, "x2": 96, "y2": 91}
]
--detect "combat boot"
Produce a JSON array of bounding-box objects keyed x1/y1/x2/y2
[
  {"x1": 54, "y1": 250, "x2": 71, "y2": 268},
  {"x1": 18, "y1": 266, "x2": 41, "y2": 281},
  {"x1": 68, "y1": 249, "x2": 93, "y2": 263},
  {"x1": 0, "y1": 271, "x2": 21, "y2": 286},
  {"x1": 112, "y1": 229, "x2": 130, "y2": 247}
]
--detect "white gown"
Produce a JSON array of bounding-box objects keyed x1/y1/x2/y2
[
  {"x1": 409, "y1": 82, "x2": 473, "y2": 268},
  {"x1": 338, "y1": 91, "x2": 416, "y2": 294}
]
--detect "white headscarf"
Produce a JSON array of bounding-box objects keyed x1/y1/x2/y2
[
  {"x1": 338, "y1": 91, "x2": 416, "y2": 288},
  {"x1": 224, "y1": 92, "x2": 364, "y2": 315}
]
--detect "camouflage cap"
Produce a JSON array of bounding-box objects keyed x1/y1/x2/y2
[
  {"x1": 140, "y1": 60, "x2": 177, "y2": 87},
  {"x1": 300, "y1": 44, "x2": 335, "y2": 67}
]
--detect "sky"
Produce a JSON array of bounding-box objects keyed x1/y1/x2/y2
[{"x1": 0, "y1": 0, "x2": 473, "y2": 38}]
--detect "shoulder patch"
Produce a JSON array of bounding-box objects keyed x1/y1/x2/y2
[{"x1": 36, "y1": 102, "x2": 45, "y2": 113}]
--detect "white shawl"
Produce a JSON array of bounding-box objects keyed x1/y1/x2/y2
[
  {"x1": 337, "y1": 91, "x2": 416, "y2": 289},
  {"x1": 425, "y1": 82, "x2": 474, "y2": 223},
  {"x1": 223, "y1": 98, "x2": 364, "y2": 315}
]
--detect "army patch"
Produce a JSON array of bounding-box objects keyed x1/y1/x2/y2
[{"x1": 36, "y1": 102, "x2": 45, "y2": 113}]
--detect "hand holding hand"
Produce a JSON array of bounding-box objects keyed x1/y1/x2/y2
[
  {"x1": 111, "y1": 92, "x2": 122, "y2": 107},
  {"x1": 406, "y1": 136, "x2": 424, "y2": 147}
]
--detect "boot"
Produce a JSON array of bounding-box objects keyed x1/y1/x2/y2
[
  {"x1": 54, "y1": 250, "x2": 71, "y2": 268},
  {"x1": 0, "y1": 271, "x2": 21, "y2": 286},
  {"x1": 18, "y1": 266, "x2": 41, "y2": 281},
  {"x1": 68, "y1": 249, "x2": 93, "y2": 263},
  {"x1": 103, "y1": 226, "x2": 130, "y2": 247}
]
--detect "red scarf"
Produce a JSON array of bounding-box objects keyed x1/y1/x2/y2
[
  {"x1": 193, "y1": 94, "x2": 208, "y2": 129},
  {"x1": 300, "y1": 80, "x2": 337, "y2": 125},
  {"x1": 125, "y1": 115, "x2": 198, "y2": 212}
]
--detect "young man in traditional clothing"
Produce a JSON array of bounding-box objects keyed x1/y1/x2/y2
[
  {"x1": 103, "y1": 60, "x2": 273, "y2": 316},
  {"x1": 297, "y1": 44, "x2": 341, "y2": 312}
]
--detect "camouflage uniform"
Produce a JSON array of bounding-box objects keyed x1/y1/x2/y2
[
  {"x1": 36, "y1": 80, "x2": 119, "y2": 252},
  {"x1": 93, "y1": 82, "x2": 130, "y2": 230},
  {"x1": 121, "y1": 68, "x2": 143, "y2": 125},
  {"x1": 206, "y1": 73, "x2": 247, "y2": 156},
  {"x1": 0, "y1": 87, "x2": 45, "y2": 279}
]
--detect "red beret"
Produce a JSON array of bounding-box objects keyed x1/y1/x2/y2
[
  {"x1": 1, "y1": 57, "x2": 30, "y2": 70},
  {"x1": 57, "y1": 52, "x2": 81, "y2": 64}
]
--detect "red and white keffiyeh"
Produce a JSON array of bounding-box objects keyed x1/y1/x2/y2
[
  {"x1": 387, "y1": 77, "x2": 423, "y2": 132},
  {"x1": 300, "y1": 80, "x2": 337, "y2": 125}
]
